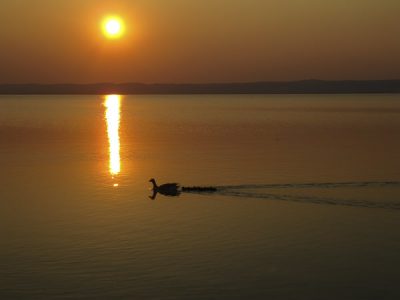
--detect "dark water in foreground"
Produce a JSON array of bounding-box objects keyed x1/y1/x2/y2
[{"x1": 1, "y1": 94, "x2": 400, "y2": 299}]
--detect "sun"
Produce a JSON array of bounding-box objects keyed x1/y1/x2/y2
[{"x1": 102, "y1": 16, "x2": 125, "y2": 39}]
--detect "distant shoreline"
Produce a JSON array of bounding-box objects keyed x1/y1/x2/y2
[{"x1": 0, "y1": 80, "x2": 399, "y2": 95}]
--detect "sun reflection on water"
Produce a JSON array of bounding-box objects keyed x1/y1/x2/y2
[{"x1": 104, "y1": 95, "x2": 121, "y2": 183}]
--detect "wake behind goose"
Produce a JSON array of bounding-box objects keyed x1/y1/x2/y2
[{"x1": 148, "y1": 179, "x2": 400, "y2": 210}]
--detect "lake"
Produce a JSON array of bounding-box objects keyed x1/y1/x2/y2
[{"x1": 1, "y1": 94, "x2": 400, "y2": 299}]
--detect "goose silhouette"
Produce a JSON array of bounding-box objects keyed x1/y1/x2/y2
[{"x1": 149, "y1": 178, "x2": 180, "y2": 200}]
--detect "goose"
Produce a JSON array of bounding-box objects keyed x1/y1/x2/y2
[{"x1": 149, "y1": 178, "x2": 180, "y2": 199}]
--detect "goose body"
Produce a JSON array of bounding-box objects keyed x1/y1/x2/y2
[{"x1": 149, "y1": 178, "x2": 180, "y2": 198}]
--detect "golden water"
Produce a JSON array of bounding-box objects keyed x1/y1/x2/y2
[{"x1": 1, "y1": 94, "x2": 400, "y2": 299}]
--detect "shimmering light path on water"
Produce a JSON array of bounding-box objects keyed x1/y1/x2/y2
[{"x1": 104, "y1": 95, "x2": 121, "y2": 180}]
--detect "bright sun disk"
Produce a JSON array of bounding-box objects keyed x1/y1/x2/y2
[{"x1": 102, "y1": 16, "x2": 124, "y2": 39}]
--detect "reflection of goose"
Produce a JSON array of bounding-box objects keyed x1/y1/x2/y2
[{"x1": 149, "y1": 178, "x2": 180, "y2": 200}]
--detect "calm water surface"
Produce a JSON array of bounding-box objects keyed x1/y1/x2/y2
[{"x1": 1, "y1": 94, "x2": 400, "y2": 299}]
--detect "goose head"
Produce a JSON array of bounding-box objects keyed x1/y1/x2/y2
[{"x1": 149, "y1": 178, "x2": 157, "y2": 188}]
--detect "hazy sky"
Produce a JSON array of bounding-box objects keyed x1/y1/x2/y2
[{"x1": 1, "y1": 0, "x2": 399, "y2": 83}]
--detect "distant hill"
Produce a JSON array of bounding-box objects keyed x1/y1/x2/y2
[{"x1": 0, "y1": 80, "x2": 399, "y2": 94}]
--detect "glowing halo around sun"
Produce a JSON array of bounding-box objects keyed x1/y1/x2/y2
[{"x1": 102, "y1": 16, "x2": 125, "y2": 39}]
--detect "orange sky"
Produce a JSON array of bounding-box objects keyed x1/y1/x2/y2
[{"x1": 1, "y1": 0, "x2": 399, "y2": 83}]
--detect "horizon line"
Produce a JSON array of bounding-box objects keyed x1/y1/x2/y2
[
  {"x1": 1, "y1": 79, "x2": 400, "y2": 86},
  {"x1": 1, "y1": 80, "x2": 399, "y2": 95}
]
